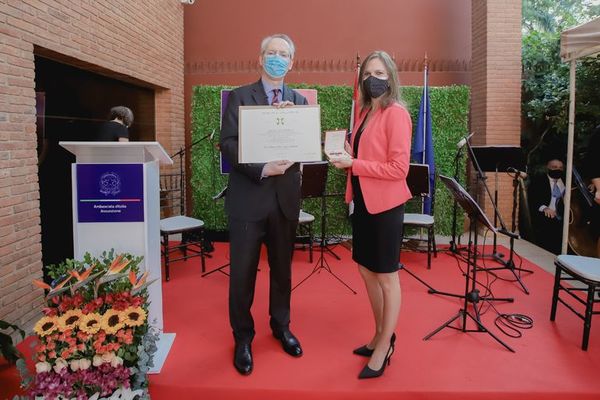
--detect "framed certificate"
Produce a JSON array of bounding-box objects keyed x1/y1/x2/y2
[{"x1": 238, "y1": 105, "x2": 322, "y2": 163}]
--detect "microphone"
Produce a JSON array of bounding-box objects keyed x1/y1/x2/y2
[{"x1": 457, "y1": 133, "x2": 474, "y2": 149}]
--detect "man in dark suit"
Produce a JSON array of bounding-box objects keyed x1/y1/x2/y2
[
  {"x1": 584, "y1": 125, "x2": 600, "y2": 257},
  {"x1": 219, "y1": 33, "x2": 307, "y2": 375},
  {"x1": 528, "y1": 156, "x2": 565, "y2": 254}
]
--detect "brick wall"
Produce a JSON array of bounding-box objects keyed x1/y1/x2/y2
[
  {"x1": 471, "y1": 0, "x2": 522, "y2": 232},
  {"x1": 0, "y1": 0, "x2": 184, "y2": 334}
]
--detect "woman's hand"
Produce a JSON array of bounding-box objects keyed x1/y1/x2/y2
[
  {"x1": 344, "y1": 140, "x2": 353, "y2": 157},
  {"x1": 330, "y1": 158, "x2": 353, "y2": 170}
]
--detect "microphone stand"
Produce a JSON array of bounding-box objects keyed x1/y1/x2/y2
[
  {"x1": 449, "y1": 143, "x2": 466, "y2": 254},
  {"x1": 464, "y1": 139, "x2": 532, "y2": 294}
]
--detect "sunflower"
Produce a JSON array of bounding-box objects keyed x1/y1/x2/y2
[
  {"x1": 100, "y1": 309, "x2": 125, "y2": 334},
  {"x1": 33, "y1": 316, "x2": 58, "y2": 337},
  {"x1": 122, "y1": 306, "x2": 147, "y2": 327},
  {"x1": 79, "y1": 312, "x2": 102, "y2": 334},
  {"x1": 58, "y1": 309, "x2": 83, "y2": 331}
]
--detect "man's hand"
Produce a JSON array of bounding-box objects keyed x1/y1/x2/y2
[
  {"x1": 543, "y1": 207, "x2": 557, "y2": 219},
  {"x1": 263, "y1": 160, "x2": 294, "y2": 177},
  {"x1": 272, "y1": 101, "x2": 295, "y2": 108},
  {"x1": 595, "y1": 190, "x2": 600, "y2": 205}
]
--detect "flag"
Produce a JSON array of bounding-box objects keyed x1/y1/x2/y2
[
  {"x1": 411, "y1": 62, "x2": 435, "y2": 214},
  {"x1": 349, "y1": 55, "x2": 361, "y2": 134}
]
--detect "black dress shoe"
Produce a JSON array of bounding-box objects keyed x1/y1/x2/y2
[
  {"x1": 353, "y1": 333, "x2": 396, "y2": 357},
  {"x1": 233, "y1": 343, "x2": 253, "y2": 375},
  {"x1": 273, "y1": 330, "x2": 303, "y2": 357}
]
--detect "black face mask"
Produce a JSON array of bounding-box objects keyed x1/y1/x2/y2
[
  {"x1": 547, "y1": 169, "x2": 563, "y2": 179},
  {"x1": 363, "y1": 76, "x2": 389, "y2": 99}
]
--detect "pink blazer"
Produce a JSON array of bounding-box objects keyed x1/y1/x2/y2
[{"x1": 345, "y1": 103, "x2": 413, "y2": 214}]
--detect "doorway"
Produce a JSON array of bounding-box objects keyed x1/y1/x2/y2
[{"x1": 35, "y1": 56, "x2": 156, "y2": 275}]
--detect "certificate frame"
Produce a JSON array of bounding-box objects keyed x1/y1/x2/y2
[{"x1": 238, "y1": 105, "x2": 322, "y2": 164}]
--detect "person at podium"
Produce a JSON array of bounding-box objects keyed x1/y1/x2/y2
[
  {"x1": 96, "y1": 106, "x2": 132, "y2": 142},
  {"x1": 331, "y1": 50, "x2": 412, "y2": 379},
  {"x1": 527, "y1": 155, "x2": 565, "y2": 254},
  {"x1": 219, "y1": 33, "x2": 307, "y2": 376}
]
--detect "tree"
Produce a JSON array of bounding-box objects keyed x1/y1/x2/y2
[{"x1": 522, "y1": 0, "x2": 600, "y2": 172}]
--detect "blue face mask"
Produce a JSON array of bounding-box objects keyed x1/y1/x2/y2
[{"x1": 263, "y1": 55, "x2": 290, "y2": 79}]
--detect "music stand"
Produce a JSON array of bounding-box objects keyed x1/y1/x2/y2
[
  {"x1": 293, "y1": 162, "x2": 356, "y2": 294},
  {"x1": 470, "y1": 145, "x2": 533, "y2": 294},
  {"x1": 424, "y1": 175, "x2": 515, "y2": 352}
]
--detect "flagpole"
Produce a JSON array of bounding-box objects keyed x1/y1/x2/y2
[
  {"x1": 349, "y1": 53, "x2": 360, "y2": 134},
  {"x1": 421, "y1": 54, "x2": 429, "y2": 214},
  {"x1": 422, "y1": 54, "x2": 429, "y2": 166}
]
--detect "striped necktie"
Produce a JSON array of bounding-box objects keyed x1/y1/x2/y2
[{"x1": 271, "y1": 88, "x2": 281, "y2": 105}]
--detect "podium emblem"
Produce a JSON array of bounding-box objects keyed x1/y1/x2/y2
[{"x1": 99, "y1": 172, "x2": 121, "y2": 196}]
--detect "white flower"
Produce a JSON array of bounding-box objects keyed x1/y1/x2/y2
[
  {"x1": 70, "y1": 359, "x2": 81, "y2": 371},
  {"x1": 35, "y1": 361, "x2": 52, "y2": 373},
  {"x1": 79, "y1": 358, "x2": 91, "y2": 370},
  {"x1": 101, "y1": 352, "x2": 115, "y2": 364},
  {"x1": 53, "y1": 357, "x2": 68, "y2": 373},
  {"x1": 110, "y1": 355, "x2": 124, "y2": 368},
  {"x1": 93, "y1": 354, "x2": 104, "y2": 367}
]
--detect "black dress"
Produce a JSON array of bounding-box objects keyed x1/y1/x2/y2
[{"x1": 351, "y1": 117, "x2": 405, "y2": 273}]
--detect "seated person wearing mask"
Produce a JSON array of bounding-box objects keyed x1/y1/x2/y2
[{"x1": 528, "y1": 156, "x2": 565, "y2": 254}]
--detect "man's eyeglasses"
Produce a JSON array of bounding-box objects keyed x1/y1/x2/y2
[{"x1": 264, "y1": 50, "x2": 291, "y2": 59}]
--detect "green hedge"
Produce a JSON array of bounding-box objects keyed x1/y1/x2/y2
[{"x1": 190, "y1": 84, "x2": 469, "y2": 236}]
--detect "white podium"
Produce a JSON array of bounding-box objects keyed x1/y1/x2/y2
[{"x1": 60, "y1": 141, "x2": 174, "y2": 373}]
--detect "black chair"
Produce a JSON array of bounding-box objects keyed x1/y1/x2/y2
[
  {"x1": 550, "y1": 254, "x2": 600, "y2": 350},
  {"x1": 403, "y1": 163, "x2": 437, "y2": 268},
  {"x1": 160, "y1": 166, "x2": 206, "y2": 281}
]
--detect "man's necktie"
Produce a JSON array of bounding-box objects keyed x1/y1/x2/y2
[
  {"x1": 271, "y1": 88, "x2": 280, "y2": 105},
  {"x1": 552, "y1": 181, "x2": 562, "y2": 200},
  {"x1": 553, "y1": 181, "x2": 563, "y2": 220}
]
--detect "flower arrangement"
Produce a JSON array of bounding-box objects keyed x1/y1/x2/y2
[{"x1": 23, "y1": 250, "x2": 158, "y2": 400}]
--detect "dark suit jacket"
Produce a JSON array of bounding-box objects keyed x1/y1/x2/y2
[
  {"x1": 219, "y1": 80, "x2": 308, "y2": 222},
  {"x1": 528, "y1": 174, "x2": 564, "y2": 224}
]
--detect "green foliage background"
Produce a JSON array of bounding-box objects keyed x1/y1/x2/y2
[
  {"x1": 190, "y1": 84, "x2": 469, "y2": 236},
  {"x1": 521, "y1": 1, "x2": 600, "y2": 174}
]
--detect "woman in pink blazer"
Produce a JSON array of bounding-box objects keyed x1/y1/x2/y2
[{"x1": 331, "y1": 50, "x2": 412, "y2": 379}]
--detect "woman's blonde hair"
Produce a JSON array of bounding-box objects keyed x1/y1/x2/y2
[{"x1": 359, "y1": 50, "x2": 404, "y2": 111}]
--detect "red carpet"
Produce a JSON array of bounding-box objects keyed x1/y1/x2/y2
[
  {"x1": 3, "y1": 244, "x2": 600, "y2": 399},
  {"x1": 149, "y1": 243, "x2": 600, "y2": 400}
]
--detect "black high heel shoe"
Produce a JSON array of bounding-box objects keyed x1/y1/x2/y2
[
  {"x1": 358, "y1": 334, "x2": 396, "y2": 379},
  {"x1": 353, "y1": 333, "x2": 396, "y2": 357}
]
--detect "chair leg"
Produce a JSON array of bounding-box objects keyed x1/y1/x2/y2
[
  {"x1": 582, "y1": 284, "x2": 596, "y2": 351},
  {"x1": 432, "y1": 227, "x2": 438, "y2": 258},
  {"x1": 427, "y1": 227, "x2": 432, "y2": 269},
  {"x1": 308, "y1": 223, "x2": 313, "y2": 263},
  {"x1": 163, "y1": 233, "x2": 171, "y2": 282},
  {"x1": 181, "y1": 232, "x2": 188, "y2": 260},
  {"x1": 550, "y1": 265, "x2": 562, "y2": 321},
  {"x1": 200, "y1": 229, "x2": 206, "y2": 273}
]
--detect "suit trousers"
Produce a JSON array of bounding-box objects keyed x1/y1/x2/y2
[{"x1": 228, "y1": 205, "x2": 298, "y2": 344}]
